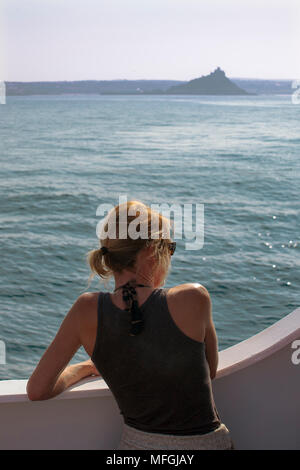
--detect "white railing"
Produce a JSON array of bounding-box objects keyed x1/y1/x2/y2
[{"x1": 0, "y1": 307, "x2": 299, "y2": 449}]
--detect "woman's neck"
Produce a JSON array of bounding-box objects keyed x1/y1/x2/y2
[{"x1": 113, "y1": 269, "x2": 156, "y2": 290}]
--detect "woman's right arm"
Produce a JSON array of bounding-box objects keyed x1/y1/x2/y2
[
  {"x1": 168, "y1": 283, "x2": 219, "y2": 379},
  {"x1": 201, "y1": 287, "x2": 219, "y2": 380}
]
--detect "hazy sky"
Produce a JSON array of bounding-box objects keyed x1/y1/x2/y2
[{"x1": 1, "y1": 0, "x2": 300, "y2": 81}]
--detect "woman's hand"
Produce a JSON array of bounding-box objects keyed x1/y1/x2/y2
[
  {"x1": 59, "y1": 359, "x2": 101, "y2": 391},
  {"x1": 79, "y1": 359, "x2": 101, "y2": 377}
]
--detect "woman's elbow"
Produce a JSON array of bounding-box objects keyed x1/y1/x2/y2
[
  {"x1": 27, "y1": 388, "x2": 44, "y2": 401},
  {"x1": 26, "y1": 381, "x2": 49, "y2": 401},
  {"x1": 210, "y1": 370, "x2": 217, "y2": 380},
  {"x1": 208, "y1": 361, "x2": 218, "y2": 380}
]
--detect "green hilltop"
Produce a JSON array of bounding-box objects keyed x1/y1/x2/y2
[{"x1": 162, "y1": 67, "x2": 251, "y2": 95}]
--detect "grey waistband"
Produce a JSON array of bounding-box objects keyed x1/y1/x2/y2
[{"x1": 117, "y1": 422, "x2": 234, "y2": 450}]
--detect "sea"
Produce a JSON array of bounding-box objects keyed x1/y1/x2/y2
[{"x1": 0, "y1": 94, "x2": 299, "y2": 380}]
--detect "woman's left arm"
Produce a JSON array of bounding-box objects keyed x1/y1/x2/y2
[{"x1": 27, "y1": 294, "x2": 99, "y2": 401}]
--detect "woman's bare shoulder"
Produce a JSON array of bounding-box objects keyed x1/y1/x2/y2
[
  {"x1": 167, "y1": 283, "x2": 210, "y2": 300},
  {"x1": 77, "y1": 291, "x2": 100, "y2": 304},
  {"x1": 75, "y1": 292, "x2": 101, "y2": 357},
  {"x1": 164, "y1": 284, "x2": 211, "y2": 343},
  {"x1": 166, "y1": 283, "x2": 211, "y2": 316},
  {"x1": 75, "y1": 292, "x2": 100, "y2": 325}
]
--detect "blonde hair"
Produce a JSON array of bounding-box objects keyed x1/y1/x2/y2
[{"x1": 87, "y1": 200, "x2": 172, "y2": 285}]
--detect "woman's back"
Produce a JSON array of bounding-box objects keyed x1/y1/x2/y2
[
  {"x1": 88, "y1": 284, "x2": 221, "y2": 435},
  {"x1": 27, "y1": 201, "x2": 234, "y2": 449}
]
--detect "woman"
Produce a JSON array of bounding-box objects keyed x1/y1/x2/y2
[{"x1": 27, "y1": 200, "x2": 234, "y2": 450}]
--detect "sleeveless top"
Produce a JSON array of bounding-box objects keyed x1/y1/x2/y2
[{"x1": 91, "y1": 287, "x2": 221, "y2": 435}]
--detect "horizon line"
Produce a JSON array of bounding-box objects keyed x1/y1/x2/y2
[{"x1": 3, "y1": 75, "x2": 296, "y2": 83}]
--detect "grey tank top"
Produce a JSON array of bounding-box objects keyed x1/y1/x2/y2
[{"x1": 91, "y1": 287, "x2": 221, "y2": 435}]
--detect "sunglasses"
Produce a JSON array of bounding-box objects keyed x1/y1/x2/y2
[{"x1": 168, "y1": 242, "x2": 176, "y2": 256}]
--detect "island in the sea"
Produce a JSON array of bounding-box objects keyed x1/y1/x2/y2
[
  {"x1": 6, "y1": 67, "x2": 294, "y2": 96},
  {"x1": 145, "y1": 67, "x2": 251, "y2": 95}
]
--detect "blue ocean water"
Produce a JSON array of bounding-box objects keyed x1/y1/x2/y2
[{"x1": 0, "y1": 94, "x2": 299, "y2": 380}]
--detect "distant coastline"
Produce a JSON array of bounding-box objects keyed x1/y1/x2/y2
[{"x1": 5, "y1": 67, "x2": 294, "y2": 96}]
